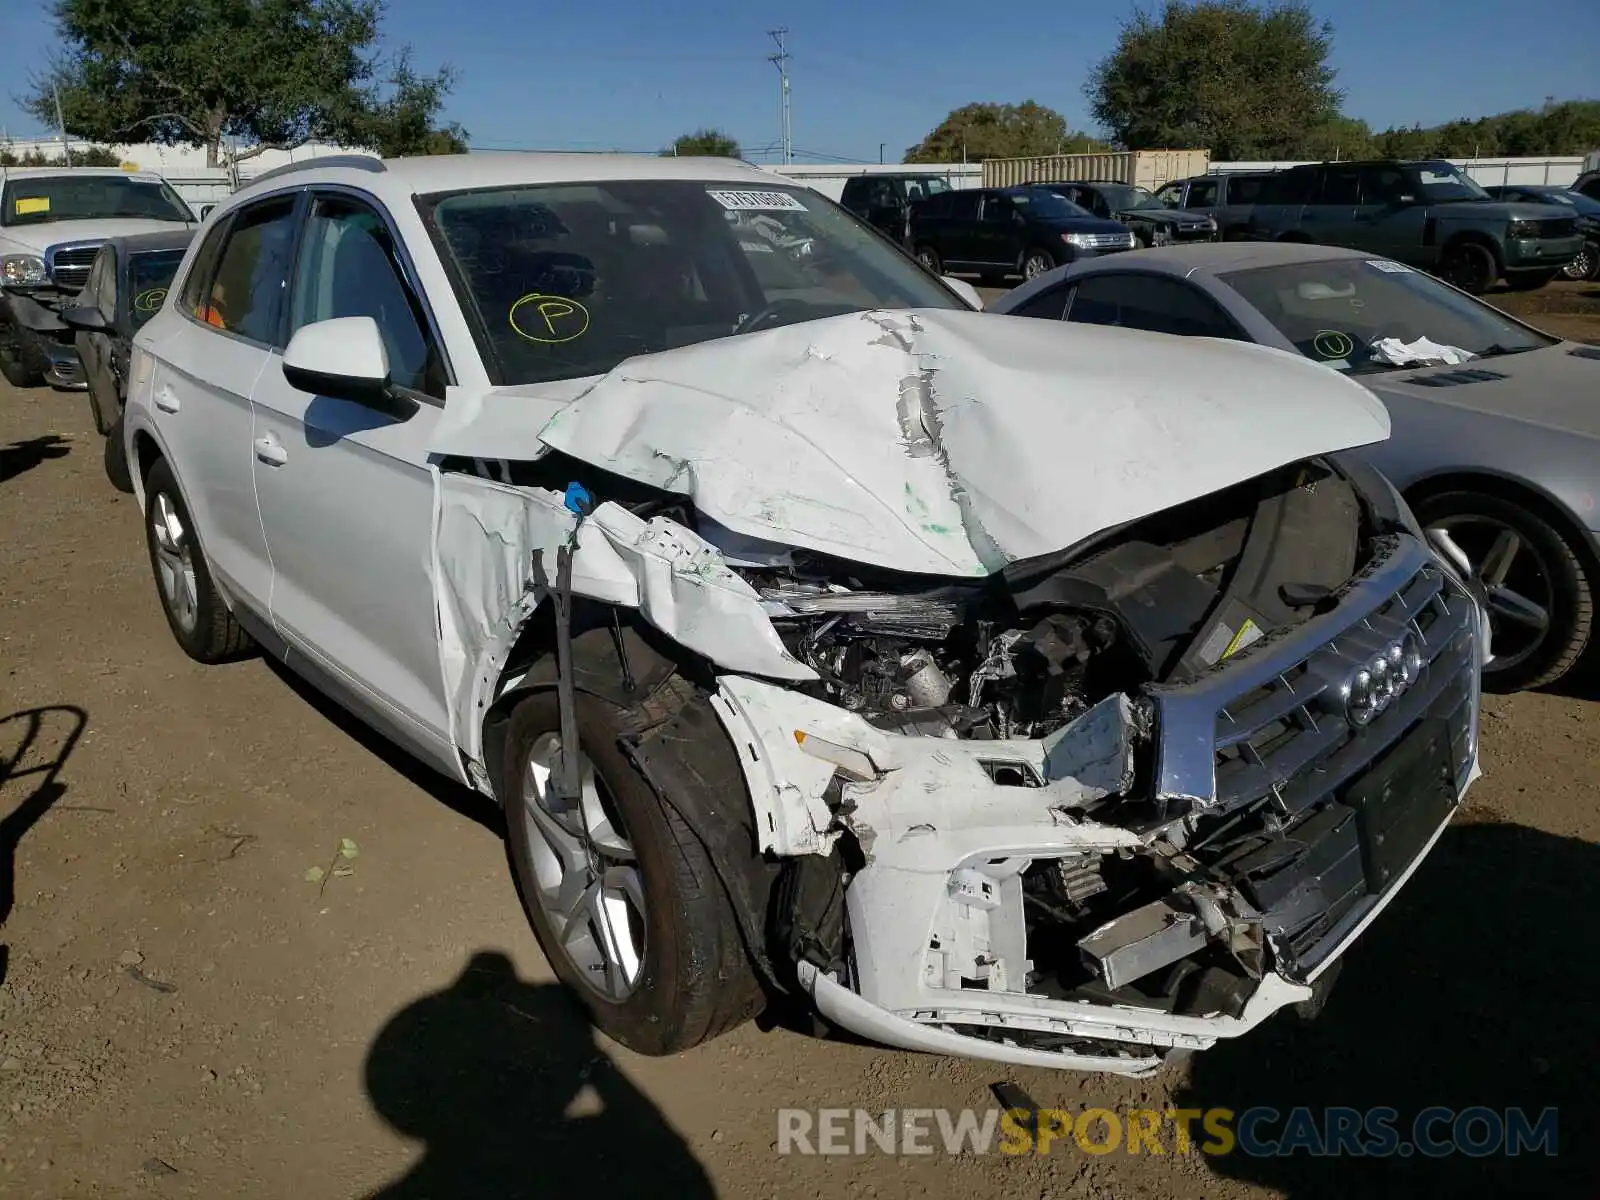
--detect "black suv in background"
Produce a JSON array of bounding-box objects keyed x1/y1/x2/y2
[
  {"x1": 1153, "y1": 172, "x2": 1273, "y2": 240},
  {"x1": 1048, "y1": 181, "x2": 1218, "y2": 246},
  {"x1": 907, "y1": 185, "x2": 1135, "y2": 281},
  {"x1": 840, "y1": 172, "x2": 954, "y2": 241},
  {"x1": 1246, "y1": 159, "x2": 1583, "y2": 293}
]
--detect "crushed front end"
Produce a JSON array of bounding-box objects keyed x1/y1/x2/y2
[{"x1": 711, "y1": 458, "x2": 1485, "y2": 1074}]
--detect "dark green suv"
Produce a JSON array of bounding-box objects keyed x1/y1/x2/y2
[{"x1": 1246, "y1": 159, "x2": 1583, "y2": 293}]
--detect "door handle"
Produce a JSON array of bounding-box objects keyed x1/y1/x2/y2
[
  {"x1": 254, "y1": 434, "x2": 288, "y2": 467},
  {"x1": 153, "y1": 385, "x2": 180, "y2": 413}
]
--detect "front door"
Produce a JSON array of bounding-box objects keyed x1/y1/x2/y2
[
  {"x1": 248, "y1": 189, "x2": 458, "y2": 776},
  {"x1": 1352, "y1": 165, "x2": 1429, "y2": 264}
]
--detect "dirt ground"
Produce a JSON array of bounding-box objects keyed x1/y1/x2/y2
[{"x1": 1, "y1": 282, "x2": 1597, "y2": 1199}]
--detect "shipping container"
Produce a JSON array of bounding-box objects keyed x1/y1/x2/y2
[{"x1": 982, "y1": 149, "x2": 1209, "y2": 190}]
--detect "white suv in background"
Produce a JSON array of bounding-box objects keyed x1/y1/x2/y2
[{"x1": 123, "y1": 152, "x2": 1482, "y2": 1075}]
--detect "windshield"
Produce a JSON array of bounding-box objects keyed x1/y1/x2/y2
[
  {"x1": 1097, "y1": 184, "x2": 1163, "y2": 211},
  {"x1": 1410, "y1": 161, "x2": 1491, "y2": 203},
  {"x1": 1008, "y1": 189, "x2": 1093, "y2": 220},
  {"x1": 1222, "y1": 258, "x2": 1554, "y2": 375},
  {"x1": 423, "y1": 180, "x2": 962, "y2": 386},
  {"x1": 1, "y1": 175, "x2": 193, "y2": 227},
  {"x1": 129, "y1": 250, "x2": 187, "y2": 331}
]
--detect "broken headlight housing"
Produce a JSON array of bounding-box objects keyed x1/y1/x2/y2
[{"x1": 1, "y1": 253, "x2": 48, "y2": 288}]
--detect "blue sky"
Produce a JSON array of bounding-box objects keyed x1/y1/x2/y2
[{"x1": 2, "y1": 0, "x2": 1596, "y2": 162}]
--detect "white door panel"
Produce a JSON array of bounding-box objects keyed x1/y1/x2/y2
[{"x1": 251, "y1": 368, "x2": 450, "y2": 755}]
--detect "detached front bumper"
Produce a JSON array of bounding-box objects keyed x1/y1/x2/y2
[
  {"x1": 714, "y1": 535, "x2": 1484, "y2": 1074},
  {"x1": 1, "y1": 290, "x2": 86, "y2": 389}
]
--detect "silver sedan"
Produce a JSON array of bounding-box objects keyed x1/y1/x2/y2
[{"x1": 992, "y1": 242, "x2": 1600, "y2": 691}]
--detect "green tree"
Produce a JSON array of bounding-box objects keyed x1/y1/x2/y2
[
  {"x1": 1298, "y1": 115, "x2": 1375, "y2": 161},
  {"x1": 1371, "y1": 100, "x2": 1600, "y2": 160},
  {"x1": 905, "y1": 101, "x2": 1100, "y2": 162},
  {"x1": 0, "y1": 144, "x2": 123, "y2": 166},
  {"x1": 20, "y1": 0, "x2": 465, "y2": 170},
  {"x1": 1087, "y1": 1, "x2": 1341, "y2": 159},
  {"x1": 661, "y1": 129, "x2": 741, "y2": 158}
]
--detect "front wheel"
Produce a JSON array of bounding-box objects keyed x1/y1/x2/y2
[
  {"x1": 1414, "y1": 491, "x2": 1594, "y2": 691},
  {"x1": 0, "y1": 318, "x2": 43, "y2": 388},
  {"x1": 1438, "y1": 241, "x2": 1498, "y2": 294},
  {"x1": 1560, "y1": 241, "x2": 1598, "y2": 281},
  {"x1": 503, "y1": 688, "x2": 763, "y2": 1056},
  {"x1": 913, "y1": 243, "x2": 943, "y2": 276},
  {"x1": 1021, "y1": 248, "x2": 1056, "y2": 281}
]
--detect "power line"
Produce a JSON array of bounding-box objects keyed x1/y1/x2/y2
[{"x1": 767, "y1": 28, "x2": 792, "y2": 166}]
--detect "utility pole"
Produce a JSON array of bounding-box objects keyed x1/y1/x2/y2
[
  {"x1": 879, "y1": 142, "x2": 885, "y2": 164},
  {"x1": 52, "y1": 82, "x2": 72, "y2": 166},
  {"x1": 767, "y1": 28, "x2": 792, "y2": 165}
]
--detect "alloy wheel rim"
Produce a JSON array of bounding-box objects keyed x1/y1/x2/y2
[
  {"x1": 917, "y1": 250, "x2": 937, "y2": 271},
  {"x1": 1024, "y1": 254, "x2": 1050, "y2": 279},
  {"x1": 1563, "y1": 245, "x2": 1594, "y2": 280},
  {"x1": 520, "y1": 733, "x2": 646, "y2": 1001},
  {"x1": 1426, "y1": 517, "x2": 1554, "y2": 674},
  {"x1": 151, "y1": 491, "x2": 199, "y2": 634}
]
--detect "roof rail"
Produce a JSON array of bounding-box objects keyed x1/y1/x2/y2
[{"x1": 244, "y1": 154, "x2": 386, "y2": 187}]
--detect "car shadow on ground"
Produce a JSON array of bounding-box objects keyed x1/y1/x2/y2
[
  {"x1": 0, "y1": 435, "x2": 70, "y2": 485},
  {"x1": 361, "y1": 950, "x2": 717, "y2": 1199},
  {"x1": 257, "y1": 655, "x2": 504, "y2": 837},
  {"x1": 0, "y1": 705, "x2": 88, "y2": 987},
  {"x1": 1174, "y1": 817, "x2": 1596, "y2": 1199}
]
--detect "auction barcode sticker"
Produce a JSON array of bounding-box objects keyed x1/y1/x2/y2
[{"x1": 707, "y1": 189, "x2": 808, "y2": 211}]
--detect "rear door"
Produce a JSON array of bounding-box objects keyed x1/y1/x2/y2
[
  {"x1": 974, "y1": 192, "x2": 1019, "y2": 268},
  {"x1": 141, "y1": 194, "x2": 298, "y2": 614},
  {"x1": 940, "y1": 190, "x2": 983, "y2": 265},
  {"x1": 247, "y1": 187, "x2": 458, "y2": 775},
  {"x1": 1303, "y1": 165, "x2": 1361, "y2": 245}
]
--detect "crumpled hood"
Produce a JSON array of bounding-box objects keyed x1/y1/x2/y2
[
  {"x1": 439, "y1": 308, "x2": 1391, "y2": 578},
  {"x1": 0, "y1": 218, "x2": 193, "y2": 255}
]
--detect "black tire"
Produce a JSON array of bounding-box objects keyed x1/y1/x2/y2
[
  {"x1": 1411, "y1": 490, "x2": 1594, "y2": 691},
  {"x1": 1560, "y1": 240, "x2": 1597, "y2": 282},
  {"x1": 0, "y1": 319, "x2": 43, "y2": 388},
  {"x1": 503, "y1": 688, "x2": 763, "y2": 1056},
  {"x1": 1020, "y1": 247, "x2": 1056, "y2": 281},
  {"x1": 912, "y1": 242, "x2": 942, "y2": 276},
  {"x1": 142, "y1": 457, "x2": 252, "y2": 663},
  {"x1": 104, "y1": 409, "x2": 133, "y2": 493},
  {"x1": 1505, "y1": 270, "x2": 1558, "y2": 292},
  {"x1": 1438, "y1": 240, "x2": 1498, "y2": 294}
]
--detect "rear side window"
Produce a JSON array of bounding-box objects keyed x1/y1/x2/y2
[
  {"x1": 1259, "y1": 170, "x2": 1316, "y2": 205},
  {"x1": 179, "y1": 220, "x2": 231, "y2": 317},
  {"x1": 200, "y1": 196, "x2": 300, "y2": 344},
  {"x1": 1008, "y1": 284, "x2": 1071, "y2": 321},
  {"x1": 1228, "y1": 176, "x2": 1266, "y2": 203},
  {"x1": 1066, "y1": 273, "x2": 1241, "y2": 339}
]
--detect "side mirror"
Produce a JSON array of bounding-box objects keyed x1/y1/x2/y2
[
  {"x1": 60, "y1": 305, "x2": 110, "y2": 332},
  {"x1": 282, "y1": 316, "x2": 395, "y2": 408},
  {"x1": 198, "y1": 204, "x2": 216, "y2": 220},
  {"x1": 941, "y1": 277, "x2": 984, "y2": 310}
]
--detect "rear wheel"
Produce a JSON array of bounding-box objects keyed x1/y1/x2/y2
[
  {"x1": 1438, "y1": 241, "x2": 1498, "y2": 294},
  {"x1": 913, "y1": 243, "x2": 942, "y2": 275},
  {"x1": 1414, "y1": 490, "x2": 1593, "y2": 691},
  {"x1": 142, "y1": 458, "x2": 252, "y2": 662},
  {"x1": 503, "y1": 689, "x2": 763, "y2": 1055}
]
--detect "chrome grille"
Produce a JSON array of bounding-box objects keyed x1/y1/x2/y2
[
  {"x1": 1213, "y1": 562, "x2": 1478, "y2": 814},
  {"x1": 47, "y1": 244, "x2": 101, "y2": 291},
  {"x1": 1075, "y1": 232, "x2": 1133, "y2": 251}
]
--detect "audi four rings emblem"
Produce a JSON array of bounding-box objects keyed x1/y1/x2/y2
[{"x1": 1342, "y1": 632, "x2": 1425, "y2": 726}]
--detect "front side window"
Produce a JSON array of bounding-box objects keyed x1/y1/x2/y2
[
  {"x1": 979, "y1": 194, "x2": 1013, "y2": 224},
  {"x1": 421, "y1": 180, "x2": 961, "y2": 386},
  {"x1": 1317, "y1": 167, "x2": 1361, "y2": 205},
  {"x1": 1221, "y1": 258, "x2": 1554, "y2": 373},
  {"x1": 290, "y1": 194, "x2": 444, "y2": 395},
  {"x1": 202, "y1": 197, "x2": 299, "y2": 344},
  {"x1": 1410, "y1": 161, "x2": 1490, "y2": 203},
  {"x1": 1154, "y1": 182, "x2": 1186, "y2": 207},
  {"x1": 81, "y1": 247, "x2": 116, "y2": 324},
  {"x1": 948, "y1": 192, "x2": 980, "y2": 220},
  {"x1": 128, "y1": 250, "x2": 187, "y2": 331},
  {"x1": 1186, "y1": 179, "x2": 1219, "y2": 207},
  {"x1": 1094, "y1": 184, "x2": 1162, "y2": 212},
  {"x1": 903, "y1": 177, "x2": 950, "y2": 201},
  {"x1": 0, "y1": 175, "x2": 193, "y2": 227},
  {"x1": 1066, "y1": 273, "x2": 1241, "y2": 339}
]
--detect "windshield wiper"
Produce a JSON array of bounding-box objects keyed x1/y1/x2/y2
[{"x1": 1475, "y1": 343, "x2": 1538, "y2": 359}]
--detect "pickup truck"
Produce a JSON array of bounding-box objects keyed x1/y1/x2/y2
[
  {"x1": 0, "y1": 166, "x2": 196, "y2": 388},
  {"x1": 1245, "y1": 159, "x2": 1582, "y2": 294}
]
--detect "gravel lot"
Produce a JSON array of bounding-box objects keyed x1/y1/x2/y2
[{"x1": 1, "y1": 283, "x2": 1596, "y2": 1198}]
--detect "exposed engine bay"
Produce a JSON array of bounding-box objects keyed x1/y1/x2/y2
[{"x1": 746, "y1": 457, "x2": 1362, "y2": 744}]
